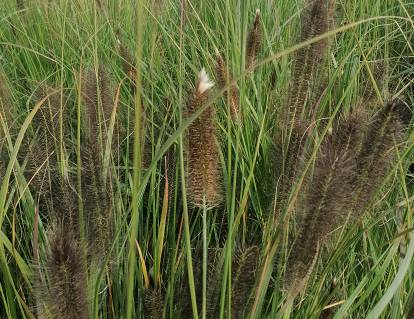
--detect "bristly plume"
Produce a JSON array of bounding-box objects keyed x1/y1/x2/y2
[
  {"x1": 24, "y1": 87, "x2": 68, "y2": 217},
  {"x1": 81, "y1": 67, "x2": 114, "y2": 143},
  {"x1": 215, "y1": 50, "x2": 242, "y2": 124},
  {"x1": 351, "y1": 99, "x2": 411, "y2": 218},
  {"x1": 284, "y1": 111, "x2": 363, "y2": 297},
  {"x1": 231, "y1": 246, "x2": 260, "y2": 319},
  {"x1": 286, "y1": 0, "x2": 329, "y2": 121},
  {"x1": 246, "y1": 9, "x2": 262, "y2": 70},
  {"x1": 80, "y1": 67, "x2": 114, "y2": 260},
  {"x1": 41, "y1": 224, "x2": 89, "y2": 319},
  {"x1": 284, "y1": 101, "x2": 411, "y2": 297},
  {"x1": 186, "y1": 68, "x2": 223, "y2": 208},
  {"x1": 143, "y1": 288, "x2": 164, "y2": 319}
]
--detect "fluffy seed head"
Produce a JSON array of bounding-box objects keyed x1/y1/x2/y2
[{"x1": 197, "y1": 68, "x2": 214, "y2": 95}]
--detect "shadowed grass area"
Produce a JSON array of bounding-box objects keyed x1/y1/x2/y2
[{"x1": 0, "y1": 0, "x2": 413, "y2": 318}]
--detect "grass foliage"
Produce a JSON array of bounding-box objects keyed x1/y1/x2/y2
[{"x1": 0, "y1": 0, "x2": 414, "y2": 318}]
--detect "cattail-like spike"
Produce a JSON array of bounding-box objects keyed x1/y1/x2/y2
[
  {"x1": 41, "y1": 224, "x2": 89, "y2": 319},
  {"x1": 231, "y1": 246, "x2": 259, "y2": 319},
  {"x1": 273, "y1": 0, "x2": 331, "y2": 220},
  {"x1": 186, "y1": 68, "x2": 223, "y2": 208},
  {"x1": 286, "y1": 0, "x2": 329, "y2": 122},
  {"x1": 143, "y1": 288, "x2": 164, "y2": 319},
  {"x1": 215, "y1": 51, "x2": 242, "y2": 124},
  {"x1": 246, "y1": 9, "x2": 262, "y2": 70}
]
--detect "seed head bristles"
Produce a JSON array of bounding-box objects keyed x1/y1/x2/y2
[
  {"x1": 42, "y1": 225, "x2": 89, "y2": 319},
  {"x1": 350, "y1": 99, "x2": 411, "y2": 218},
  {"x1": 25, "y1": 87, "x2": 69, "y2": 216},
  {"x1": 285, "y1": 239, "x2": 320, "y2": 298},
  {"x1": 284, "y1": 117, "x2": 359, "y2": 297},
  {"x1": 81, "y1": 67, "x2": 114, "y2": 260},
  {"x1": 143, "y1": 288, "x2": 164, "y2": 319},
  {"x1": 215, "y1": 50, "x2": 242, "y2": 124},
  {"x1": 231, "y1": 246, "x2": 259, "y2": 319},
  {"x1": 246, "y1": 9, "x2": 262, "y2": 70},
  {"x1": 186, "y1": 68, "x2": 223, "y2": 208},
  {"x1": 81, "y1": 67, "x2": 114, "y2": 145},
  {"x1": 81, "y1": 139, "x2": 113, "y2": 261},
  {"x1": 286, "y1": 0, "x2": 329, "y2": 122}
]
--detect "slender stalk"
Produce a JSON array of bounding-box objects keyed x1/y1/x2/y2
[
  {"x1": 202, "y1": 202, "x2": 207, "y2": 319},
  {"x1": 126, "y1": 0, "x2": 144, "y2": 317}
]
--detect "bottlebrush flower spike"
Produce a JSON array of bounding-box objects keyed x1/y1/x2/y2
[{"x1": 186, "y1": 68, "x2": 223, "y2": 208}]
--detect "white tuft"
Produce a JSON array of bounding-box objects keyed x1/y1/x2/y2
[
  {"x1": 197, "y1": 68, "x2": 214, "y2": 94},
  {"x1": 255, "y1": 9, "x2": 260, "y2": 16}
]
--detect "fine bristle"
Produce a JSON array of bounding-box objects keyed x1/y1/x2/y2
[
  {"x1": 16, "y1": 0, "x2": 25, "y2": 10},
  {"x1": 41, "y1": 225, "x2": 89, "y2": 319},
  {"x1": 197, "y1": 68, "x2": 214, "y2": 95}
]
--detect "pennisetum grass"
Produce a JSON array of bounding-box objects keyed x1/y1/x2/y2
[{"x1": 1, "y1": 0, "x2": 414, "y2": 318}]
